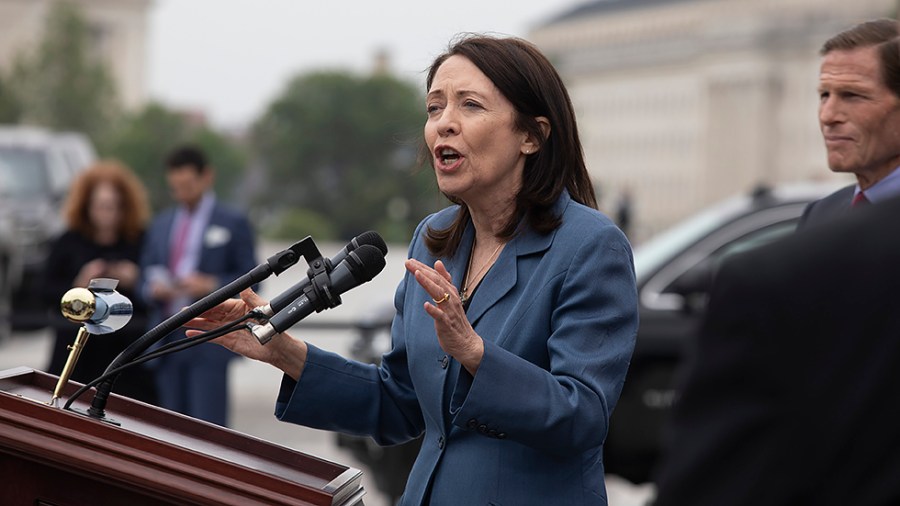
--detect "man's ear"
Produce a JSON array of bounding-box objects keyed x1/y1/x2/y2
[{"x1": 203, "y1": 167, "x2": 216, "y2": 187}]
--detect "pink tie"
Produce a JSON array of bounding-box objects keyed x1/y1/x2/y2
[
  {"x1": 851, "y1": 192, "x2": 869, "y2": 208},
  {"x1": 168, "y1": 215, "x2": 191, "y2": 271}
]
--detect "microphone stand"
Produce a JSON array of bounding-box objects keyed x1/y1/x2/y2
[
  {"x1": 77, "y1": 238, "x2": 317, "y2": 424},
  {"x1": 48, "y1": 327, "x2": 91, "y2": 408}
]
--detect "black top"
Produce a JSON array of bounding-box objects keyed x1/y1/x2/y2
[
  {"x1": 459, "y1": 246, "x2": 484, "y2": 312},
  {"x1": 42, "y1": 230, "x2": 157, "y2": 404}
]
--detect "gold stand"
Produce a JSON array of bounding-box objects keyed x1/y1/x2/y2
[
  {"x1": 45, "y1": 281, "x2": 132, "y2": 408},
  {"x1": 47, "y1": 286, "x2": 98, "y2": 407},
  {"x1": 48, "y1": 327, "x2": 91, "y2": 407}
]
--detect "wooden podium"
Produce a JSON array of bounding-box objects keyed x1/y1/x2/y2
[{"x1": 0, "y1": 367, "x2": 366, "y2": 506}]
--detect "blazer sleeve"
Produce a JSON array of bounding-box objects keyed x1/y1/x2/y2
[
  {"x1": 138, "y1": 214, "x2": 171, "y2": 305},
  {"x1": 273, "y1": 221, "x2": 429, "y2": 445},
  {"x1": 449, "y1": 223, "x2": 638, "y2": 456}
]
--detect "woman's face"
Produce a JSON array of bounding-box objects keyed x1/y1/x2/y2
[
  {"x1": 88, "y1": 182, "x2": 123, "y2": 235},
  {"x1": 425, "y1": 55, "x2": 535, "y2": 207}
]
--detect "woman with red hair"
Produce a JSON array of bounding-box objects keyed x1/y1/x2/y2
[{"x1": 43, "y1": 160, "x2": 157, "y2": 404}]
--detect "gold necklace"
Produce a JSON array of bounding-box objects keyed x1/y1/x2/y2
[{"x1": 459, "y1": 241, "x2": 504, "y2": 304}]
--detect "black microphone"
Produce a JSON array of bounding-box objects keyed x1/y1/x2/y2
[
  {"x1": 79, "y1": 240, "x2": 309, "y2": 422},
  {"x1": 250, "y1": 244, "x2": 387, "y2": 344},
  {"x1": 257, "y1": 231, "x2": 387, "y2": 318}
]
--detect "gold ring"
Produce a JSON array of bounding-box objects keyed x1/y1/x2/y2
[{"x1": 433, "y1": 292, "x2": 450, "y2": 304}]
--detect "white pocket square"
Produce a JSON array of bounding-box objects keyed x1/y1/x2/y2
[{"x1": 204, "y1": 225, "x2": 231, "y2": 248}]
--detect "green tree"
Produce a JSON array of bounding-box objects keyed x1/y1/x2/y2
[
  {"x1": 105, "y1": 103, "x2": 248, "y2": 211},
  {"x1": 7, "y1": 1, "x2": 119, "y2": 144},
  {"x1": 0, "y1": 73, "x2": 22, "y2": 123},
  {"x1": 252, "y1": 71, "x2": 440, "y2": 241}
]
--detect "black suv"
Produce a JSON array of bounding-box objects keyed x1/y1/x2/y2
[
  {"x1": 0, "y1": 126, "x2": 96, "y2": 329},
  {"x1": 340, "y1": 181, "x2": 845, "y2": 497}
]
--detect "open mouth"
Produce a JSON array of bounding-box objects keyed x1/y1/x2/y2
[{"x1": 437, "y1": 147, "x2": 461, "y2": 165}]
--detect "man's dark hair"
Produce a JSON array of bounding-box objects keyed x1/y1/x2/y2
[
  {"x1": 821, "y1": 18, "x2": 900, "y2": 98},
  {"x1": 165, "y1": 145, "x2": 208, "y2": 173}
]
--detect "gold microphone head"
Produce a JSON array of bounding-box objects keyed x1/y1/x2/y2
[{"x1": 61, "y1": 287, "x2": 96, "y2": 323}]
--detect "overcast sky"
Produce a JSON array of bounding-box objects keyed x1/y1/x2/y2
[{"x1": 146, "y1": 0, "x2": 586, "y2": 129}]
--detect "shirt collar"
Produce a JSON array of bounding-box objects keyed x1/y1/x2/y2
[
  {"x1": 177, "y1": 191, "x2": 216, "y2": 218},
  {"x1": 856, "y1": 166, "x2": 900, "y2": 204}
]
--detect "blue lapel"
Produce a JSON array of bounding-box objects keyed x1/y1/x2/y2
[
  {"x1": 464, "y1": 194, "x2": 567, "y2": 331},
  {"x1": 435, "y1": 193, "x2": 568, "y2": 433}
]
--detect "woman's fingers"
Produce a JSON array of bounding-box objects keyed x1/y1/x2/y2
[
  {"x1": 434, "y1": 260, "x2": 453, "y2": 283},
  {"x1": 406, "y1": 259, "x2": 457, "y2": 302},
  {"x1": 238, "y1": 287, "x2": 265, "y2": 306},
  {"x1": 184, "y1": 289, "x2": 270, "y2": 332},
  {"x1": 404, "y1": 258, "x2": 430, "y2": 276}
]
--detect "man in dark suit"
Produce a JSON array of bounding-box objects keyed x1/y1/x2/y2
[
  {"x1": 799, "y1": 19, "x2": 900, "y2": 227},
  {"x1": 141, "y1": 145, "x2": 257, "y2": 426},
  {"x1": 654, "y1": 195, "x2": 900, "y2": 506}
]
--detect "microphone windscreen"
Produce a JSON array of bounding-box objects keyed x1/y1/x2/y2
[
  {"x1": 355, "y1": 230, "x2": 388, "y2": 257},
  {"x1": 348, "y1": 244, "x2": 387, "y2": 282}
]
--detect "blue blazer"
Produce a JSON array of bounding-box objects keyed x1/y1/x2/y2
[
  {"x1": 275, "y1": 192, "x2": 638, "y2": 505},
  {"x1": 140, "y1": 200, "x2": 257, "y2": 357}
]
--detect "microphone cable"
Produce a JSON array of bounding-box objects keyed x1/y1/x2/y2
[{"x1": 62, "y1": 311, "x2": 258, "y2": 411}]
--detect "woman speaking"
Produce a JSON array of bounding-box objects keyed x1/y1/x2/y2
[{"x1": 189, "y1": 35, "x2": 638, "y2": 505}]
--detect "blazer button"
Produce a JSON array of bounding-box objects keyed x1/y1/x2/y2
[
  {"x1": 488, "y1": 429, "x2": 498, "y2": 438},
  {"x1": 440, "y1": 355, "x2": 450, "y2": 369},
  {"x1": 438, "y1": 436, "x2": 445, "y2": 449},
  {"x1": 477, "y1": 424, "x2": 488, "y2": 434},
  {"x1": 467, "y1": 418, "x2": 478, "y2": 430},
  {"x1": 497, "y1": 432, "x2": 507, "y2": 439}
]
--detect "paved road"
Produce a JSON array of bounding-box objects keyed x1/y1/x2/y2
[{"x1": 0, "y1": 240, "x2": 654, "y2": 506}]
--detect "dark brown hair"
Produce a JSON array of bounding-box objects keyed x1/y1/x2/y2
[
  {"x1": 64, "y1": 160, "x2": 150, "y2": 243},
  {"x1": 423, "y1": 34, "x2": 596, "y2": 258},
  {"x1": 821, "y1": 18, "x2": 900, "y2": 98},
  {"x1": 165, "y1": 144, "x2": 209, "y2": 173}
]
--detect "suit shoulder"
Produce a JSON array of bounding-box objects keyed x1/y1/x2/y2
[
  {"x1": 562, "y1": 199, "x2": 616, "y2": 227},
  {"x1": 410, "y1": 206, "x2": 460, "y2": 244},
  {"x1": 559, "y1": 200, "x2": 629, "y2": 250},
  {"x1": 151, "y1": 207, "x2": 176, "y2": 223},
  {"x1": 211, "y1": 203, "x2": 252, "y2": 224},
  {"x1": 804, "y1": 184, "x2": 854, "y2": 213},
  {"x1": 820, "y1": 184, "x2": 855, "y2": 205},
  {"x1": 420, "y1": 205, "x2": 460, "y2": 230}
]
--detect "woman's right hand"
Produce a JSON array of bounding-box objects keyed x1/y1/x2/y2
[{"x1": 185, "y1": 288, "x2": 308, "y2": 380}]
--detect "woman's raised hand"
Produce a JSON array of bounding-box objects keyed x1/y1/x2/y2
[
  {"x1": 185, "y1": 288, "x2": 308, "y2": 379},
  {"x1": 405, "y1": 259, "x2": 484, "y2": 375}
]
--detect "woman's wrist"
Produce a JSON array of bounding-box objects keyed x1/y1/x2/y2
[
  {"x1": 457, "y1": 334, "x2": 485, "y2": 376},
  {"x1": 269, "y1": 333, "x2": 308, "y2": 381}
]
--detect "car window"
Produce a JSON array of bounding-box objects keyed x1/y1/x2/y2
[
  {"x1": 0, "y1": 148, "x2": 50, "y2": 197},
  {"x1": 713, "y1": 219, "x2": 799, "y2": 264},
  {"x1": 633, "y1": 196, "x2": 750, "y2": 281},
  {"x1": 660, "y1": 218, "x2": 800, "y2": 302},
  {"x1": 45, "y1": 146, "x2": 72, "y2": 195},
  {"x1": 642, "y1": 203, "x2": 807, "y2": 311}
]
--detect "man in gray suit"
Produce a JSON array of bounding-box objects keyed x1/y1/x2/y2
[{"x1": 800, "y1": 19, "x2": 900, "y2": 227}]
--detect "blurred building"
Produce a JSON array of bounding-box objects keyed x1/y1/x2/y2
[
  {"x1": 531, "y1": 0, "x2": 897, "y2": 241},
  {"x1": 0, "y1": 0, "x2": 151, "y2": 110}
]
